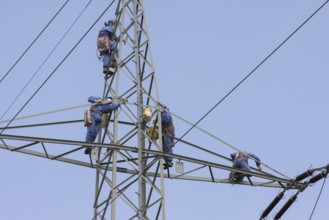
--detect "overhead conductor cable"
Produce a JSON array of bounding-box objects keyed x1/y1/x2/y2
[{"x1": 0, "y1": 0, "x2": 69, "y2": 84}]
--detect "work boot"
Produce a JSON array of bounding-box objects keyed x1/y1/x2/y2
[
  {"x1": 84, "y1": 146, "x2": 91, "y2": 155},
  {"x1": 110, "y1": 60, "x2": 117, "y2": 68},
  {"x1": 164, "y1": 161, "x2": 173, "y2": 169},
  {"x1": 103, "y1": 66, "x2": 109, "y2": 74}
]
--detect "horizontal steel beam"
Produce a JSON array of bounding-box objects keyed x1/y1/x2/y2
[
  {"x1": 0, "y1": 143, "x2": 285, "y2": 188},
  {"x1": 0, "y1": 133, "x2": 295, "y2": 187}
]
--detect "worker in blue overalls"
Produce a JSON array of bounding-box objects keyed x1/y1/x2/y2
[
  {"x1": 160, "y1": 105, "x2": 175, "y2": 169},
  {"x1": 98, "y1": 19, "x2": 119, "y2": 74},
  {"x1": 229, "y1": 151, "x2": 262, "y2": 182},
  {"x1": 84, "y1": 96, "x2": 122, "y2": 154}
]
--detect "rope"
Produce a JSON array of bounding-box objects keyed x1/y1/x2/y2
[
  {"x1": 0, "y1": 0, "x2": 94, "y2": 121},
  {"x1": 0, "y1": 0, "x2": 70, "y2": 84},
  {"x1": 0, "y1": 0, "x2": 116, "y2": 135},
  {"x1": 309, "y1": 177, "x2": 327, "y2": 219}
]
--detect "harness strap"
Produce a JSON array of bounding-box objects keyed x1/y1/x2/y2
[
  {"x1": 164, "y1": 123, "x2": 175, "y2": 133},
  {"x1": 235, "y1": 152, "x2": 246, "y2": 161},
  {"x1": 90, "y1": 108, "x2": 102, "y2": 115}
]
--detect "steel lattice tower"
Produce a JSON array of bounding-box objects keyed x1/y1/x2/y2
[
  {"x1": 93, "y1": 0, "x2": 167, "y2": 219},
  {"x1": 0, "y1": 1, "x2": 303, "y2": 220}
]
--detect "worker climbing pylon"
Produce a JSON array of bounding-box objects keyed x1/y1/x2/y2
[
  {"x1": 229, "y1": 151, "x2": 262, "y2": 182},
  {"x1": 97, "y1": 19, "x2": 126, "y2": 76},
  {"x1": 83, "y1": 96, "x2": 125, "y2": 154},
  {"x1": 153, "y1": 103, "x2": 175, "y2": 169}
]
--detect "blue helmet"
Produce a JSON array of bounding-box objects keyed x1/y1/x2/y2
[{"x1": 104, "y1": 19, "x2": 115, "y2": 26}]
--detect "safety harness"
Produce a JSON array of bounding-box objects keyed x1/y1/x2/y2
[{"x1": 164, "y1": 123, "x2": 175, "y2": 133}]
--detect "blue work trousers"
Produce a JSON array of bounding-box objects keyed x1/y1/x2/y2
[
  {"x1": 103, "y1": 42, "x2": 118, "y2": 67},
  {"x1": 85, "y1": 114, "x2": 102, "y2": 143},
  {"x1": 233, "y1": 158, "x2": 251, "y2": 172},
  {"x1": 163, "y1": 131, "x2": 174, "y2": 162}
]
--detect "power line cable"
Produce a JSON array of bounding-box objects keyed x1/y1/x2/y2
[
  {"x1": 174, "y1": 0, "x2": 329, "y2": 147},
  {"x1": 309, "y1": 177, "x2": 327, "y2": 219},
  {"x1": 0, "y1": 0, "x2": 116, "y2": 135},
  {"x1": 0, "y1": 0, "x2": 69, "y2": 84},
  {"x1": 0, "y1": 104, "x2": 90, "y2": 124},
  {"x1": 0, "y1": 0, "x2": 93, "y2": 121}
]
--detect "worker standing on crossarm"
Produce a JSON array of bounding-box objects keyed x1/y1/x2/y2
[
  {"x1": 84, "y1": 96, "x2": 123, "y2": 154},
  {"x1": 159, "y1": 104, "x2": 175, "y2": 169},
  {"x1": 229, "y1": 151, "x2": 262, "y2": 182},
  {"x1": 97, "y1": 19, "x2": 119, "y2": 75}
]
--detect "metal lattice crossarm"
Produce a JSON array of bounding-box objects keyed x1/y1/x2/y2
[{"x1": 0, "y1": 133, "x2": 299, "y2": 189}]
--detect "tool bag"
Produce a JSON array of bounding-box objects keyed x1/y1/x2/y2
[
  {"x1": 97, "y1": 34, "x2": 110, "y2": 53},
  {"x1": 101, "y1": 114, "x2": 110, "y2": 128},
  {"x1": 84, "y1": 110, "x2": 92, "y2": 127}
]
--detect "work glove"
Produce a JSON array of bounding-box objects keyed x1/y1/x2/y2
[
  {"x1": 120, "y1": 98, "x2": 127, "y2": 104},
  {"x1": 257, "y1": 165, "x2": 262, "y2": 171},
  {"x1": 121, "y1": 36, "x2": 127, "y2": 44},
  {"x1": 95, "y1": 99, "x2": 103, "y2": 104}
]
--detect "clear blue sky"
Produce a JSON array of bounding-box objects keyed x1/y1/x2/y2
[{"x1": 1, "y1": 0, "x2": 329, "y2": 219}]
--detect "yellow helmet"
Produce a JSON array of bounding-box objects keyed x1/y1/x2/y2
[
  {"x1": 143, "y1": 107, "x2": 152, "y2": 122},
  {"x1": 148, "y1": 126, "x2": 159, "y2": 140}
]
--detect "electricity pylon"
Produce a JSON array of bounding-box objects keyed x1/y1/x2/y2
[{"x1": 0, "y1": 0, "x2": 301, "y2": 220}]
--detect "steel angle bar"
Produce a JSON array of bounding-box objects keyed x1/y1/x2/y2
[
  {"x1": 121, "y1": 86, "x2": 137, "y2": 101},
  {"x1": 119, "y1": 74, "x2": 154, "y2": 102},
  {"x1": 98, "y1": 170, "x2": 138, "y2": 211},
  {"x1": 0, "y1": 138, "x2": 9, "y2": 149},
  {"x1": 113, "y1": 149, "x2": 139, "y2": 172},
  {"x1": 171, "y1": 165, "x2": 207, "y2": 180},
  {"x1": 119, "y1": 50, "x2": 136, "y2": 68},
  {"x1": 0, "y1": 119, "x2": 134, "y2": 131},
  {"x1": 176, "y1": 137, "x2": 231, "y2": 161},
  {"x1": 105, "y1": 129, "x2": 114, "y2": 142},
  {"x1": 137, "y1": 39, "x2": 149, "y2": 51},
  {"x1": 146, "y1": 197, "x2": 162, "y2": 211},
  {"x1": 120, "y1": 104, "x2": 139, "y2": 122},
  {"x1": 121, "y1": 63, "x2": 137, "y2": 81},
  {"x1": 143, "y1": 156, "x2": 161, "y2": 172},
  {"x1": 100, "y1": 155, "x2": 156, "y2": 166},
  {"x1": 0, "y1": 143, "x2": 91, "y2": 168},
  {"x1": 146, "y1": 75, "x2": 154, "y2": 105},
  {"x1": 0, "y1": 120, "x2": 83, "y2": 130},
  {"x1": 50, "y1": 146, "x2": 84, "y2": 160},
  {"x1": 119, "y1": 19, "x2": 135, "y2": 37},
  {"x1": 118, "y1": 127, "x2": 138, "y2": 143},
  {"x1": 11, "y1": 141, "x2": 39, "y2": 152},
  {"x1": 141, "y1": 173, "x2": 163, "y2": 195},
  {"x1": 147, "y1": 161, "x2": 161, "y2": 204},
  {"x1": 138, "y1": 49, "x2": 153, "y2": 68},
  {"x1": 209, "y1": 166, "x2": 215, "y2": 182},
  {"x1": 96, "y1": 179, "x2": 139, "y2": 215}
]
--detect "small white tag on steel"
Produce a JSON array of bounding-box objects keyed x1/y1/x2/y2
[
  {"x1": 91, "y1": 147, "x2": 99, "y2": 161},
  {"x1": 175, "y1": 161, "x2": 184, "y2": 173}
]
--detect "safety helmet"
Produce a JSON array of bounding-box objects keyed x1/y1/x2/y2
[
  {"x1": 108, "y1": 19, "x2": 115, "y2": 24},
  {"x1": 105, "y1": 97, "x2": 113, "y2": 103},
  {"x1": 143, "y1": 107, "x2": 152, "y2": 122},
  {"x1": 148, "y1": 126, "x2": 159, "y2": 140}
]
